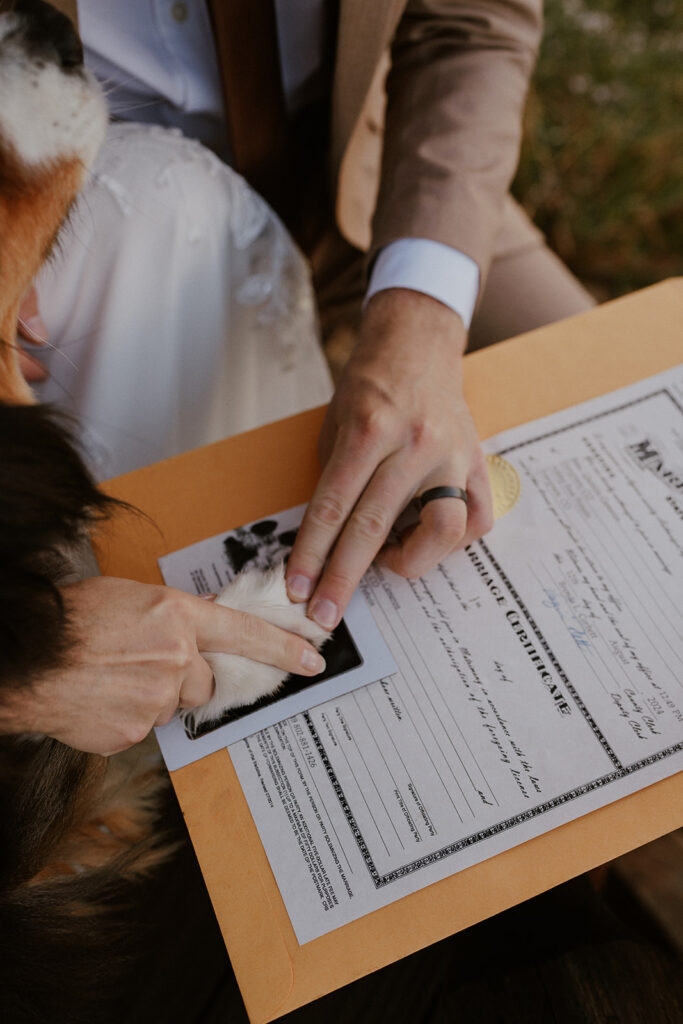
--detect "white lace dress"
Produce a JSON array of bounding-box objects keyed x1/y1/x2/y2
[{"x1": 34, "y1": 122, "x2": 332, "y2": 480}]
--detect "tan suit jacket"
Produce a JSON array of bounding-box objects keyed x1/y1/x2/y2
[
  {"x1": 58, "y1": 0, "x2": 542, "y2": 292},
  {"x1": 332, "y1": 0, "x2": 542, "y2": 283}
]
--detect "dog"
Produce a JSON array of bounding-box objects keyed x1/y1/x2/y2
[
  {"x1": 0, "y1": 0, "x2": 105, "y2": 403},
  {"x1": 0, "y1": 5, "x2": 182, "y2": 1019},
  {"x1": 0, "y1": 4, "x2": 325, "y2": 1018}
]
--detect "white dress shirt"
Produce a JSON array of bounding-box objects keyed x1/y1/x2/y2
[{"x1": 79, "y1": 0, "x2": 479, "y2": 327}]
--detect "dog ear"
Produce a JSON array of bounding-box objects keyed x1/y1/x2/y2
[
  {"x1": 0, "y1": 402, "x2": 118, "y2": 689},
  {"x1": 47, "y1": 1, "x2": 79, "y2": 28}
]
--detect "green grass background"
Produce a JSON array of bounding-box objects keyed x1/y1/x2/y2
[{"x1": 513, "y1": 0, "x2": 682, "y2": 299}]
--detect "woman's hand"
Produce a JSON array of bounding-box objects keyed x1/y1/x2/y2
[
  {"x1": 287, "y1": 288, "x2": 493, "y2": 630},
  {"x1": 6, "y1": 576, "x2": 325, "y2": 755},
  {"x1": 16, "y1": 285, "x2": 49, "y2": 382}
]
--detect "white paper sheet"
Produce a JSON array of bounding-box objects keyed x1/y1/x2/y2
[{"x1": 217, "y1": 367, "x2": 683, "y2": 943}]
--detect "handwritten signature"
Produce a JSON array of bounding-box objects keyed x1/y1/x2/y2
[{"x1": 542, "y1": 588, "x2": 593, "y2": 652}]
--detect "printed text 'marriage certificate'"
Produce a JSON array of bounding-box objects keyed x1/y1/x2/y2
[{"x1": 229, "y1": 367, "x2": 683, "y2": 943}]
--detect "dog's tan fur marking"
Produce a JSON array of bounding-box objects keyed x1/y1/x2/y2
[
  {"x1": 29, "y1": 742, "x2": 174, "y2": 884},
  {"x1": 0, "y1": 141, "x2": 84, "y2": 402}
]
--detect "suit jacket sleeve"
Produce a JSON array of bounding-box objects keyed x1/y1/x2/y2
[{"x1": 370, "y1": 0, "x2": 543, "y2": 284}]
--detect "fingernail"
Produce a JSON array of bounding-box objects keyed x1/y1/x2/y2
[
  {"x1": 19, "y1": 315, "x2": 48, "y2": 344},
  {"x1": 199, "y1": 593, "x2": 217, "y2": 601},
  {"x1": 287, "y1": 573, "x2": 313, "y2": 601},
  {"x1": 301, "y1": 649, "x2": 326, "y2": 674},
  {"x1": 310, "y1": 598, "x2": 338, "y2": 631}
]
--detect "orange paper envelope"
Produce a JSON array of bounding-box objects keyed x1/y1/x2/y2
[{"x1": 96, "y1": 281, "x2": 683, "y2": 1023}]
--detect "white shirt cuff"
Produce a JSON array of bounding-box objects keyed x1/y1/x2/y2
[{"x1": 365, "y1": 238, "x2": 480, "y2": 329}]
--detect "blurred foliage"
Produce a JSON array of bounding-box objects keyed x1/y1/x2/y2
[{"x1": 513, "y1": 0, "x2": 683, "y2": 298}]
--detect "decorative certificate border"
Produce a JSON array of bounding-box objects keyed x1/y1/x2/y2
[{"x1": 304, "y1": 710, "x2": 681, "y2": 888}]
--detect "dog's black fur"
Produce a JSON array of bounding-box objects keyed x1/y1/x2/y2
[
  {"x1": 0, "y1": 402, "x2": 112, "y2": 686},
  {"x1": 0, "y1": 8, "x2": 224, "y2": 1019},
  {"x1": 0, "y1": 405, "x2": 181, "y2": 1022}
]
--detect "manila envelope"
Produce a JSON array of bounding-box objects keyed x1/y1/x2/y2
[{"x1": 95, "y1": 279, "x2": 683, "y2": 1022}]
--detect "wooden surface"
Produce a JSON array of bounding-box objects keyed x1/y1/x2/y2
[{"x1": 96, "y1": 279, "x2": 683, "y2": 1023}]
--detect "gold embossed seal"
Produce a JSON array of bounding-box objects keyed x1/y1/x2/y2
[{"x1": 486, "y1": 454, "x2": 521, "y2": 519}]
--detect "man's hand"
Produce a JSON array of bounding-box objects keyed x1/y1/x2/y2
[
  {"x1": 4, "y1": 576, "x2": 325, "y2": 755},
  {"x1": 287, "y1": 289, "x2": 493, "y2": 629}
]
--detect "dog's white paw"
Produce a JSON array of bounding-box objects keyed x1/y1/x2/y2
[{"x1": 187, "y1": 563, "x2": 328, "y2": 727}]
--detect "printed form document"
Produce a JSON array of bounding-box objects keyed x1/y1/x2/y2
[{"x1": 158, "y1": 367, "x2": 683, "y2": 943}]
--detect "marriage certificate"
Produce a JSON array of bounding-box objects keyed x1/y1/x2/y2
[{"x1": 161, "y1": 366, "x2": 683, "y2": 944}]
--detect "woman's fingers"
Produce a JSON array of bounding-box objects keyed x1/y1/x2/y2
[
  {"x1": 17, "y1": 348, "x2": 48, "y2": 382},
  {"x1": 177, "y1": 652, "x2": 216, "y2": 710},
  {"x1": 21, "y1": 577, "x2": 328, "y2": 756},
  {"x1": 192, "y1": 597, "x2": 326, "y2": 676},
  {"x1": 17, "y1": 286, "x2": 49, "y2": 382},
  {"x1": 154, "y1": 703, "x2": 179, "y2": 727},
  {"x1": 17, "y1": 285, "x2": 48, "y2": 344},
  {"x1": 155, "y1": 652, "x2": 214, "y2": 725}
]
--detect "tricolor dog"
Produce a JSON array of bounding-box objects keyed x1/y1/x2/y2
[{"x1": 0, "y1": 3, "x2": 323, "y2": 1017}]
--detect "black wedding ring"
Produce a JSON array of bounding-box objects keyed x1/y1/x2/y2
[{"x1": 417, "y1": 485, "x2": 469, "y2": 510}]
